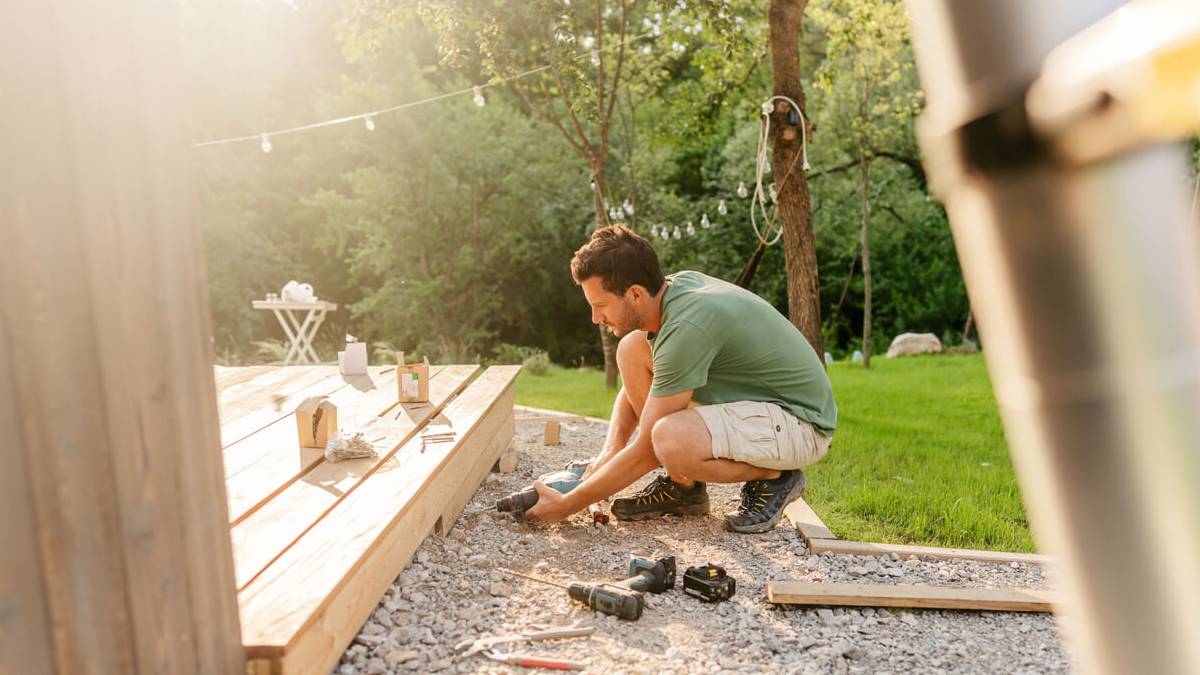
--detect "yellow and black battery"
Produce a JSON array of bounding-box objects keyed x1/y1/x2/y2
[{"x1": 682, "y1": 563, "x2": 736, "y2": 603}]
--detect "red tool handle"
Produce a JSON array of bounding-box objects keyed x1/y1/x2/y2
[{"x1": 511, "y1": 655, "x2": 586, "y2": 670}]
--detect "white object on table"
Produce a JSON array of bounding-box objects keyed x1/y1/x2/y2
[
  {"x1": 338, "y1": 341, "x2": 368, "y2": 375},
  {"x1": 251, "y1": 299, "x2": 338, "y2": 365}
]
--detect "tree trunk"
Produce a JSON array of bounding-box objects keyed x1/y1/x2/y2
[
  {"x1": 859, "y1": 156, "x2": 873, "y2": 368},
  {"x1": 768, "y1": 0, "x2": 824, "y2": 358},
  {"x1": 590, "y1": 160, "x2": 620, "y2": 388},
  {"x1": 963, "y1": 307, "x2": 974, "y2": 343}
]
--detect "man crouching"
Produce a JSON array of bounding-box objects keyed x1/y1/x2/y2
[{"x1": 525, "y1": 224, "x2": 836, "y2": 533}]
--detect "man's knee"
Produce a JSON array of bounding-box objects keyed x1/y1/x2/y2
[
  {"x1": 616, "y1": 330, "x2": 651, "y2": 372},
  {"x1": 651, "y1": 412, "x2": 699, "y2": 474}
]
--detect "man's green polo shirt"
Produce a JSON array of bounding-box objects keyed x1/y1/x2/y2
[{"x1": 647, "y1": 271, "x2": 837, "y2": 435}]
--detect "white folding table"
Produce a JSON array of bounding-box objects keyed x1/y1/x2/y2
[{"x1": 251, "y1": 300, "x2": 338, "y2": 365}]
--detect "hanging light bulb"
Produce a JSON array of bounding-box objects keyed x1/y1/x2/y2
[
  {"x1": 651, "y1": 224, "x2": 659, "y2": 238},
  {"x1": 769, "y1": 182, "x2": 779, "y2": 203},
  {"x1": 660, "y1": 226, "x2": 670, "y2": 240},
  {"x1": 259, "y1": 133, "x2": 272, "y2": 154},
  {"x1": 718, "y1": 199, "x2": 728, "y2": 215},
  {"x1": 611, "y1": 207, "x2": 622, "y2": 222},
  {"x1": 737, "y1": 181, "x2": 748, "y2": 198},
  {"x1": 764, "y1": 160, "x2": 772, "y2": 174},
  {"x1": 364, "y1": 115, "x2": 375, "y2": 131},
  {"x1": 686, "y1": 221, "x2": 696, "y2": 236},
  {"x1": 701, "y1": 213, "x2": 710, "y2": 229},
  {"x1": 473, "y1": 85, "x2": 486, "y2": 107},
  {"x1": 623, "y1": 199, "x2": 634, "y2": 216},
  {"x1": 673, "y1": 226, "x2": 682, "y2": 239},
  {"x1": 591, "y1": 49, "x2": 601, "y2": 66}
]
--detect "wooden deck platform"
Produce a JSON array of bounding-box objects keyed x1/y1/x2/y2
[{"x1": 213, "y1": 364, "x2": 518, "y2": 675}]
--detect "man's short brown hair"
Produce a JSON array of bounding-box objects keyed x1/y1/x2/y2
[{"x1": 571, "y1": 224, "x2": 665, "y2": 296}]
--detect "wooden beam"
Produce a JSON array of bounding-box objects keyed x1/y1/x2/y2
[
  {"x1": 437, "y1": 411, "x2": 515, "y2": 535},
  {"x1": 514, "y1": 404, "x2": 609, "y2": 424},
  {"x1": 784, "y1": 497, "x2": 836, "y2": 543},
  {"x1": 0, "y1": 0, "x2": 242, "y2": 670},
  {"x1": 767, "y1": 581, "x2": 1058, "y2": 612},
  {"x1": 806, "y1": 539, "x2": 1052, "y2": 565},
  {"x1": 238, "y1": 366, "x2": 520, "y2": 673},
  {"x1": 515, "y1": 414, "x2": 585, "y2": 423}
]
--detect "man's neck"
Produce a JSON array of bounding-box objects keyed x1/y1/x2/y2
[{"x1": 641, "y1": 280, "x2": 669, "y2": 333}]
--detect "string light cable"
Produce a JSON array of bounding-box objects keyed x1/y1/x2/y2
[
  {"x1": 749, "y1": 95, "x2": 810, "y2": 246},
  {"x1": 192, "y1": 30, "x2": 656, "y2": 150}
]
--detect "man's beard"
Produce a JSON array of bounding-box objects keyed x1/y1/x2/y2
[{"x1": 607, "y1": 301, "x2": 641, "y2": 337}]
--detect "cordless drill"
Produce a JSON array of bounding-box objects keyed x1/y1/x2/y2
[
  {"x1": 495, "y1": 459, "x2": 590, "y2": 517},
  {"x1": 501, "y1": 555, "x2": 675, "y2": 621}
]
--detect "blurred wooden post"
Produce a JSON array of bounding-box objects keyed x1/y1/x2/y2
[{"x1": 0, "y1": 2, "x2": 244, "y2": 674}]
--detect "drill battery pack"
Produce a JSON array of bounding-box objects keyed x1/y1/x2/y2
[{"x1": 682, "y1": 563, "x2": 736, "y2": 603}]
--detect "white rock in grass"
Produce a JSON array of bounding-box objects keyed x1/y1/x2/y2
[{"x1": 886, "y1": 332, "x2": 943, "y2": 358}]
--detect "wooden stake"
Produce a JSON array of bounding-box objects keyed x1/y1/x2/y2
[{"x1": 543, "y1": 420, "x2": 561, "y2": 445}]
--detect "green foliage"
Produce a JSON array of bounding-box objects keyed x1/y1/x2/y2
[
  {"x1": 185, "y1": 0, "x2": 974, "y2": 366},
  {"x1": 521, "y1": 349, "x2": 552, "y2": 376},
  {"x1": 253, "y1": 339, "x2": 289, "y2": 364}
]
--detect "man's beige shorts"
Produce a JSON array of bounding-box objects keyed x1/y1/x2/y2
[{"x1": 692, "y1": 401, "x2": 831, "y2": 471}]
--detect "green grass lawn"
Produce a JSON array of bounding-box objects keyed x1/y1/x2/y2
[
  {"x1": 514, "y1": 354, "x2": 1033, "y2": 552},
  {"x1": 514, "y1": 366, "x2": 620, "y2": 419}
]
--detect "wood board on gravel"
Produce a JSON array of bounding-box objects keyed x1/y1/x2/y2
[{"x1": 334, "y1": 415, "x2": 1072, "y2": 675}]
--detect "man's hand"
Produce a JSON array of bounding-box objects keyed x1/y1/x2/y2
[{"x1": 522, "y1": 481, "x2": 579, "y2": 524}]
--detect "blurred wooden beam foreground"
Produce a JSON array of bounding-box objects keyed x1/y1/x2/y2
[{"x1": 0, "y1": 2, "x2": 244, "y2": 673}]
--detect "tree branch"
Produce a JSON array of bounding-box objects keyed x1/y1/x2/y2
[
  {"x1": 604, "y1": 0, "x2": 629, "y2": 128},
  {"x1": 511, "y1": 81, "x2": 588, "y2": 157},
  {"x1": 555, "y1": 69, "x2": 597, "y2": 159},
  {"x1": 870, "y1": 150, "x2": 927, "y2": 190}
]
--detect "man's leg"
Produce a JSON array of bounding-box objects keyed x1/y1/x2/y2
[
  {"x1": 650, "y1": 411, "x2": 781, "y2": 483},
  {"x1": 652, "y1": 406, "x2": 817, "y2": 533},
  {"x1": 591, "y1": 331, "x2": 654, "y2": 471},
  {"x1": 606, "y1": 332, "x2": 711, "y2": 519}
]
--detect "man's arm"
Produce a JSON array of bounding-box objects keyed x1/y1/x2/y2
[{"x1": 524, "y1": 389, "x2": 693, "y2": 523}]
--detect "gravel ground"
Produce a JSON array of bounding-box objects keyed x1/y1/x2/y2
[{"x1": 336, "y1": 418, "x2": 1072, "y2": 675}]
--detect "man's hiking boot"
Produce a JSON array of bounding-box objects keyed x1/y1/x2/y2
[
  {"x1": 724, "y1": 469, "x2": 807, "y2": 534},
  {"x1": 612, "y1": 475, "x2": 710, "y2": 521}
]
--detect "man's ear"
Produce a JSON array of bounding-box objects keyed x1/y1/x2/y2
[{"x1": 628, "y1": 285, "x2": 646, "y2": 302}]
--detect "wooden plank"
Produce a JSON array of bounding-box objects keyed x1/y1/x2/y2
[
  {"x1": 767, "y1": 581, "x2": 1058, "y2": 612},
  {"x1": 515, "y1": 414, "x2": 584, "y2": 423},
  {"x1": 222, "y1": 367, "x2": 436, "y2": 523},
  {"x1": 219, "y1": 366, "x2": 390, "y2": 449},
  {"x1": 807, "y1": 539, "x2": 1053, "y2": 565},
  {"x1": 514, "y1": 404, "x2": 609, "y2": 425},
  {"x1": 230, "y1": 365, "x2": 480, "y2": 589},
  {"x1": 275, "y1": 385, "x2": 516, "y2": 675},
  {"x1": 237, "y1": 366, "x2": 519, "y2": 671},
  {"x1": 215, "y1": 365, "x2": 276, "y2": 394},
  {"x1": 0, "y1": 0, "x2": 243, "y2": 670},
  {"x1": 784, "y1": 497, "x2": 836, "y2": 543},
  {"x1": 218, "y1": 366, "x2": 326, "y2": 421},
  {"x1": 436, "y1": 410, "x2": 515, "y2": 535}
]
